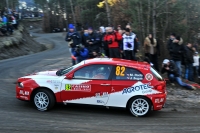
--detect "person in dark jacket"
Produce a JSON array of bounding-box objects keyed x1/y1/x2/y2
[
  {"x1": 161, "y1": 59, "x2": 195, "y2": 90},
  {"x1": 99, "y1": 26, "x2": 106, "y2": 53},
  {"x1": 72, "y1": 45, "x2": 89, "y2": 63},
  {"x1": 120, "y1": 28, "x2": 138, "y2": 60},
  {"x1": 104, "y1": 27, "x2": 122, "y2": 58},
  {"x1": 169, "y1": 36, "x2": 184, "y2": 76},
  {"x1": 167, "y1": 33, "x2": 176, "y2": 55},
  {"x1": 86, "y1": 27, "x2": 100, "y2": 57},
  {"x1": 65, "y1": 24, "x2": 81, "y2": 65},
  {"x1": 184, "y1": 43, "x2": 194, "y2": 81},
  {"x1": 81, "y1": 30, "x2": 89, "y2": 47}
]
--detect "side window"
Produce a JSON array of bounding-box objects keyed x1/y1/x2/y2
[
  {"x1": 74, "y1": 64, "x2": 112, "y2": 80},
  {"x1": 113, "y1": 66, "x2": 144, "y2": 80}
]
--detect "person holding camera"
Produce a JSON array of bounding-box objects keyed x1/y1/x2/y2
[
  {"x1": 72, "y1": 45, "x2": 89, "y2": 63},
  {"x1": 86, "y1": 27, "x2": 100, "y2": 57},
  {"x1": 104, "y1": 27, "x2": 122, "y2": 58},
  {"x1": 65, "y1": 24, "x2": 81, "y2": 65},
  {"x1": 161, "y1": 59, "x2": 195, "y2": 90},
  {"x1": 121, "y1": 28, "x2": 138, "y2": 60}
]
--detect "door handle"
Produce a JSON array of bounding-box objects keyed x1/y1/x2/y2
[{"x1": 100, "y1": 84, "x2": 110, "y2": 86}]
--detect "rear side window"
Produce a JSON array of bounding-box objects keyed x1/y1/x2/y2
[{"x1": 112, "y1": 66, "x2": 144, "y2": 80}]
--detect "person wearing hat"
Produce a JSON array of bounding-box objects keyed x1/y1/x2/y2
[
  {"x1": 161, "y1": 59, "x2": 195, "y2": 90},
  {"x1": 121, "y1": 28, "x2": 138, "y2": 60},
  {"x1": 169, "y1": 35, "x2": 184, "y2": 76},
  {"x1": 183, "y1": 43, "x2": 194, "y2": 81},
  {"x1": 65, "y1": 24, "x2": 81, "y2": 65}
]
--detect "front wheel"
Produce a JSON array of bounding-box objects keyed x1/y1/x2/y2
[
  {"x1": 128, "y1": 96, "x2": 151, "y2": 117},
  {"x1": 33, "y1": 89, "x2": 55, "y2": 111}
]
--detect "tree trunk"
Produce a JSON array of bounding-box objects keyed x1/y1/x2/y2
[
  {"x1": 152, "y1": 0, "x2": 157, "y2": 38},
  {"x1": 147, "y1": 0, "x2": 150, "y2": 34},
  {"x1": 105, "y1": 0, "x2": 111, "y2": 25},
  {"x1": 64, "y1": 0, "x2": 68, "y2": 29},
  {"x1": 69, "y1": 0, "x2": 76, "y2": 25},
  {"x1": 162, "y1": 1, "x2": 169, "y2": 58},
  {"x1": 139, "y1": 0, "x2": 145, "y2": 45}
]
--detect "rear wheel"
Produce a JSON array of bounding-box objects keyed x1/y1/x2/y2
[
  {"x1": 33, "y1": 89, "x2": 55, "y2": 111},
  {"x1": 128, "y1": 96, "x2": 151, "y2": 117}
]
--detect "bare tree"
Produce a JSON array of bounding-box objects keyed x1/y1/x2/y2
[
  {"x1": 69, "y1": 0, "x2": 76, "y2": 25},
  {"x1": 105, "y1": 0, "x2": 111, "y2": 25}
]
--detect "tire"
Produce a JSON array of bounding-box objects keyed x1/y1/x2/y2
[
  {"x1": 128, "y1": 96, "x2": 152, "y2": 117},
  {"x1": 33, "y1": 89, "x2": 55, "y2": 111}
]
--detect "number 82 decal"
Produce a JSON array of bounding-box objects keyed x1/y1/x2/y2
[{"x1": 116, "y1": 66, "x2": 125, "y2": 76}]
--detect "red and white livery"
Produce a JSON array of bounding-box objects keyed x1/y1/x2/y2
[{"x1": 16, "y1": 58, "x2": 167, "y2": 117}]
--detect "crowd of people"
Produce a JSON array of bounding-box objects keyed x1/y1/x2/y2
[
  {"x1": 65, "y1": 24, "x2": 199, "y2": 90},
  {"x1": 0, "y1": 7, "x2": 19, "y2": 36}
]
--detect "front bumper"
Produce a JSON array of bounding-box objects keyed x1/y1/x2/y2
[{"x1": 16, "y1": 85, "x2": 31, "y2": 101}]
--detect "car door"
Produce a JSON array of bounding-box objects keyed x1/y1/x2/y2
[
  {"x1": 61, "y1": 64, "x2": 113, "y2": 105},
  {"x1": 106, "y1": 65, "x2": 145, "y2": 107}
]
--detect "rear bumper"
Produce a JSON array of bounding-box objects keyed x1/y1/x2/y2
[{"x1": 147, "y1": 92, "x2": 167, "y2": 111}]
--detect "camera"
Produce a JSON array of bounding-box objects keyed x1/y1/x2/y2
[
  {"x1": 67, "y1": 37, "x2": 72, "y2": 42},
  {"x1": 108, "y1": 38, "x2": 113, "y2": 45},
  {"x1": 164, "y1": 64, "x2": 168, "y2": 68}
]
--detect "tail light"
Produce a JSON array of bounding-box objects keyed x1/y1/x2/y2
[{"x1": 155, "y1": 82, "x2": 166, "y2": 93}]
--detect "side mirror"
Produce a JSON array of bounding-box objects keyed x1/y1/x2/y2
[{"x1": 65, "y1": 74, "x2": 73, "y2": 79}]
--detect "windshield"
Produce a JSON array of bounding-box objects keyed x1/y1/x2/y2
[
  {"x1": 56, "y1": 61, "x2": 84, "y2": 76},
  {"x1": 150, "y1": 67, "x2": 163, "y2": 81}
]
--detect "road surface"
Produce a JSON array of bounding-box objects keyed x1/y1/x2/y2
[{"x1": 0, "y1": 32, "x2": 200, "y2": 133}]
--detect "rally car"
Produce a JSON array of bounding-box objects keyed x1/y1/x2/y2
[{"x1": 16, "y1": 58, "x2": 166, "y2": 117}]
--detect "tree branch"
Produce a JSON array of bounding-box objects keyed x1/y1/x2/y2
[{"x1": 155, "y1": 0, "x2": 168, "y2": 9}]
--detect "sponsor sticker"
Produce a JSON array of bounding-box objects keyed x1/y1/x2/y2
[
  {"x1": 95, "y1": 92, "x2": 109, "y2": 98},
  {"x1": 122, "y1": 83, "x2": 153, "y2": 94},
  {"x1": 145, "y1": 73, "x2": 153, "y2": 81},
  {"x1": 65, "y1": 84, "x2": 91, "y2": 92},
  {"x1": 155, "y1": 98, "x2": 164, "y2": 103},
  {"x1": 97, "y1": 100, "x2": 104, "y2": 103},
  {"x1": 24, "y1": 91, "x2": 29, "y2": 95}
]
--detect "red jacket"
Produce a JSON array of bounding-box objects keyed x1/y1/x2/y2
[{"x1": 104, "y1": 32, "x2": 122, "y2": 48}]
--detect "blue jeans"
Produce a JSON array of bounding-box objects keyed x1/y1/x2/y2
[
  {"x1": 174, "y1": 61, "x2": 181, "y2": 76},
  {"x1": 70, "y1": 48, "x2": 76, "y2": 65},
  {"x1": 185, "y1": 64, "x2": 194, "y2": 81},
  {"x1": 169, "y1": 74, "x2": 192, "y2": 90}
]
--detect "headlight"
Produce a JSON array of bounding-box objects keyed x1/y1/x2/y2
[{"x1": 17, "y1": 82, "x2": 24, "y2": 88}]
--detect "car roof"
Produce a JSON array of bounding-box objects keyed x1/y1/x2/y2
[{"x1": 84, "y1": 58, "x2": 150, "y2": 68}]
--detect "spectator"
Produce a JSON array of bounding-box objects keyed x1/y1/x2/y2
[
  {"x1": 2, "y1": 15, "x2": 7, "y2": 25},
  {"x1": 104, "y1": 27, "x2": 122, "y2": 58},
  {"x1": 102, "y1": 27, "x2": 110, "y2": 57},
  {"x1": 117, "y1": 25, "x2": 121, "y2": 31},
  {"x1": 81, "y1": 29, "x2": 89, "y2": 47},
  {"x1": 183, "y1": 43, "x2": 194, "y2": 81},
  {"x1": 144, "y1": 33, "x2": 158, "y2": 70},
  {"x1": 72, "y1": 45, "x2": 89, "y2": 63},
  {"x1": 193, "y1": 52, "x2": 199, "y2": 79},
  {"x1": 161, "y1": 59, "x2": 195, "y2": 90},
  {"x1": 86, "y1": 27, "x2": 100, "y2": 57},
  {"x1": 65, "y1": 24, "x2": 81, "y2": 65},
  {"x1": 170, "y1": 36, "x2": 184, "y2": 76},
  {"x1": 99, "y1": 26, "x2": 106, "y2": 52},
  {"x1": 121, "y1": 28, "x2": 138, "y2": 60},
  {"x1": 167, "y1": 33, "x2": 176, "y2": 56},
  {"x1": 92, "y1": 51, "x2": 107, "y2": 58}
]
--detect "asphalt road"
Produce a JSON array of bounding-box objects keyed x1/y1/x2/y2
[{"x1": 0, "y1": 32, "x2": 200, "y2": 133}]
